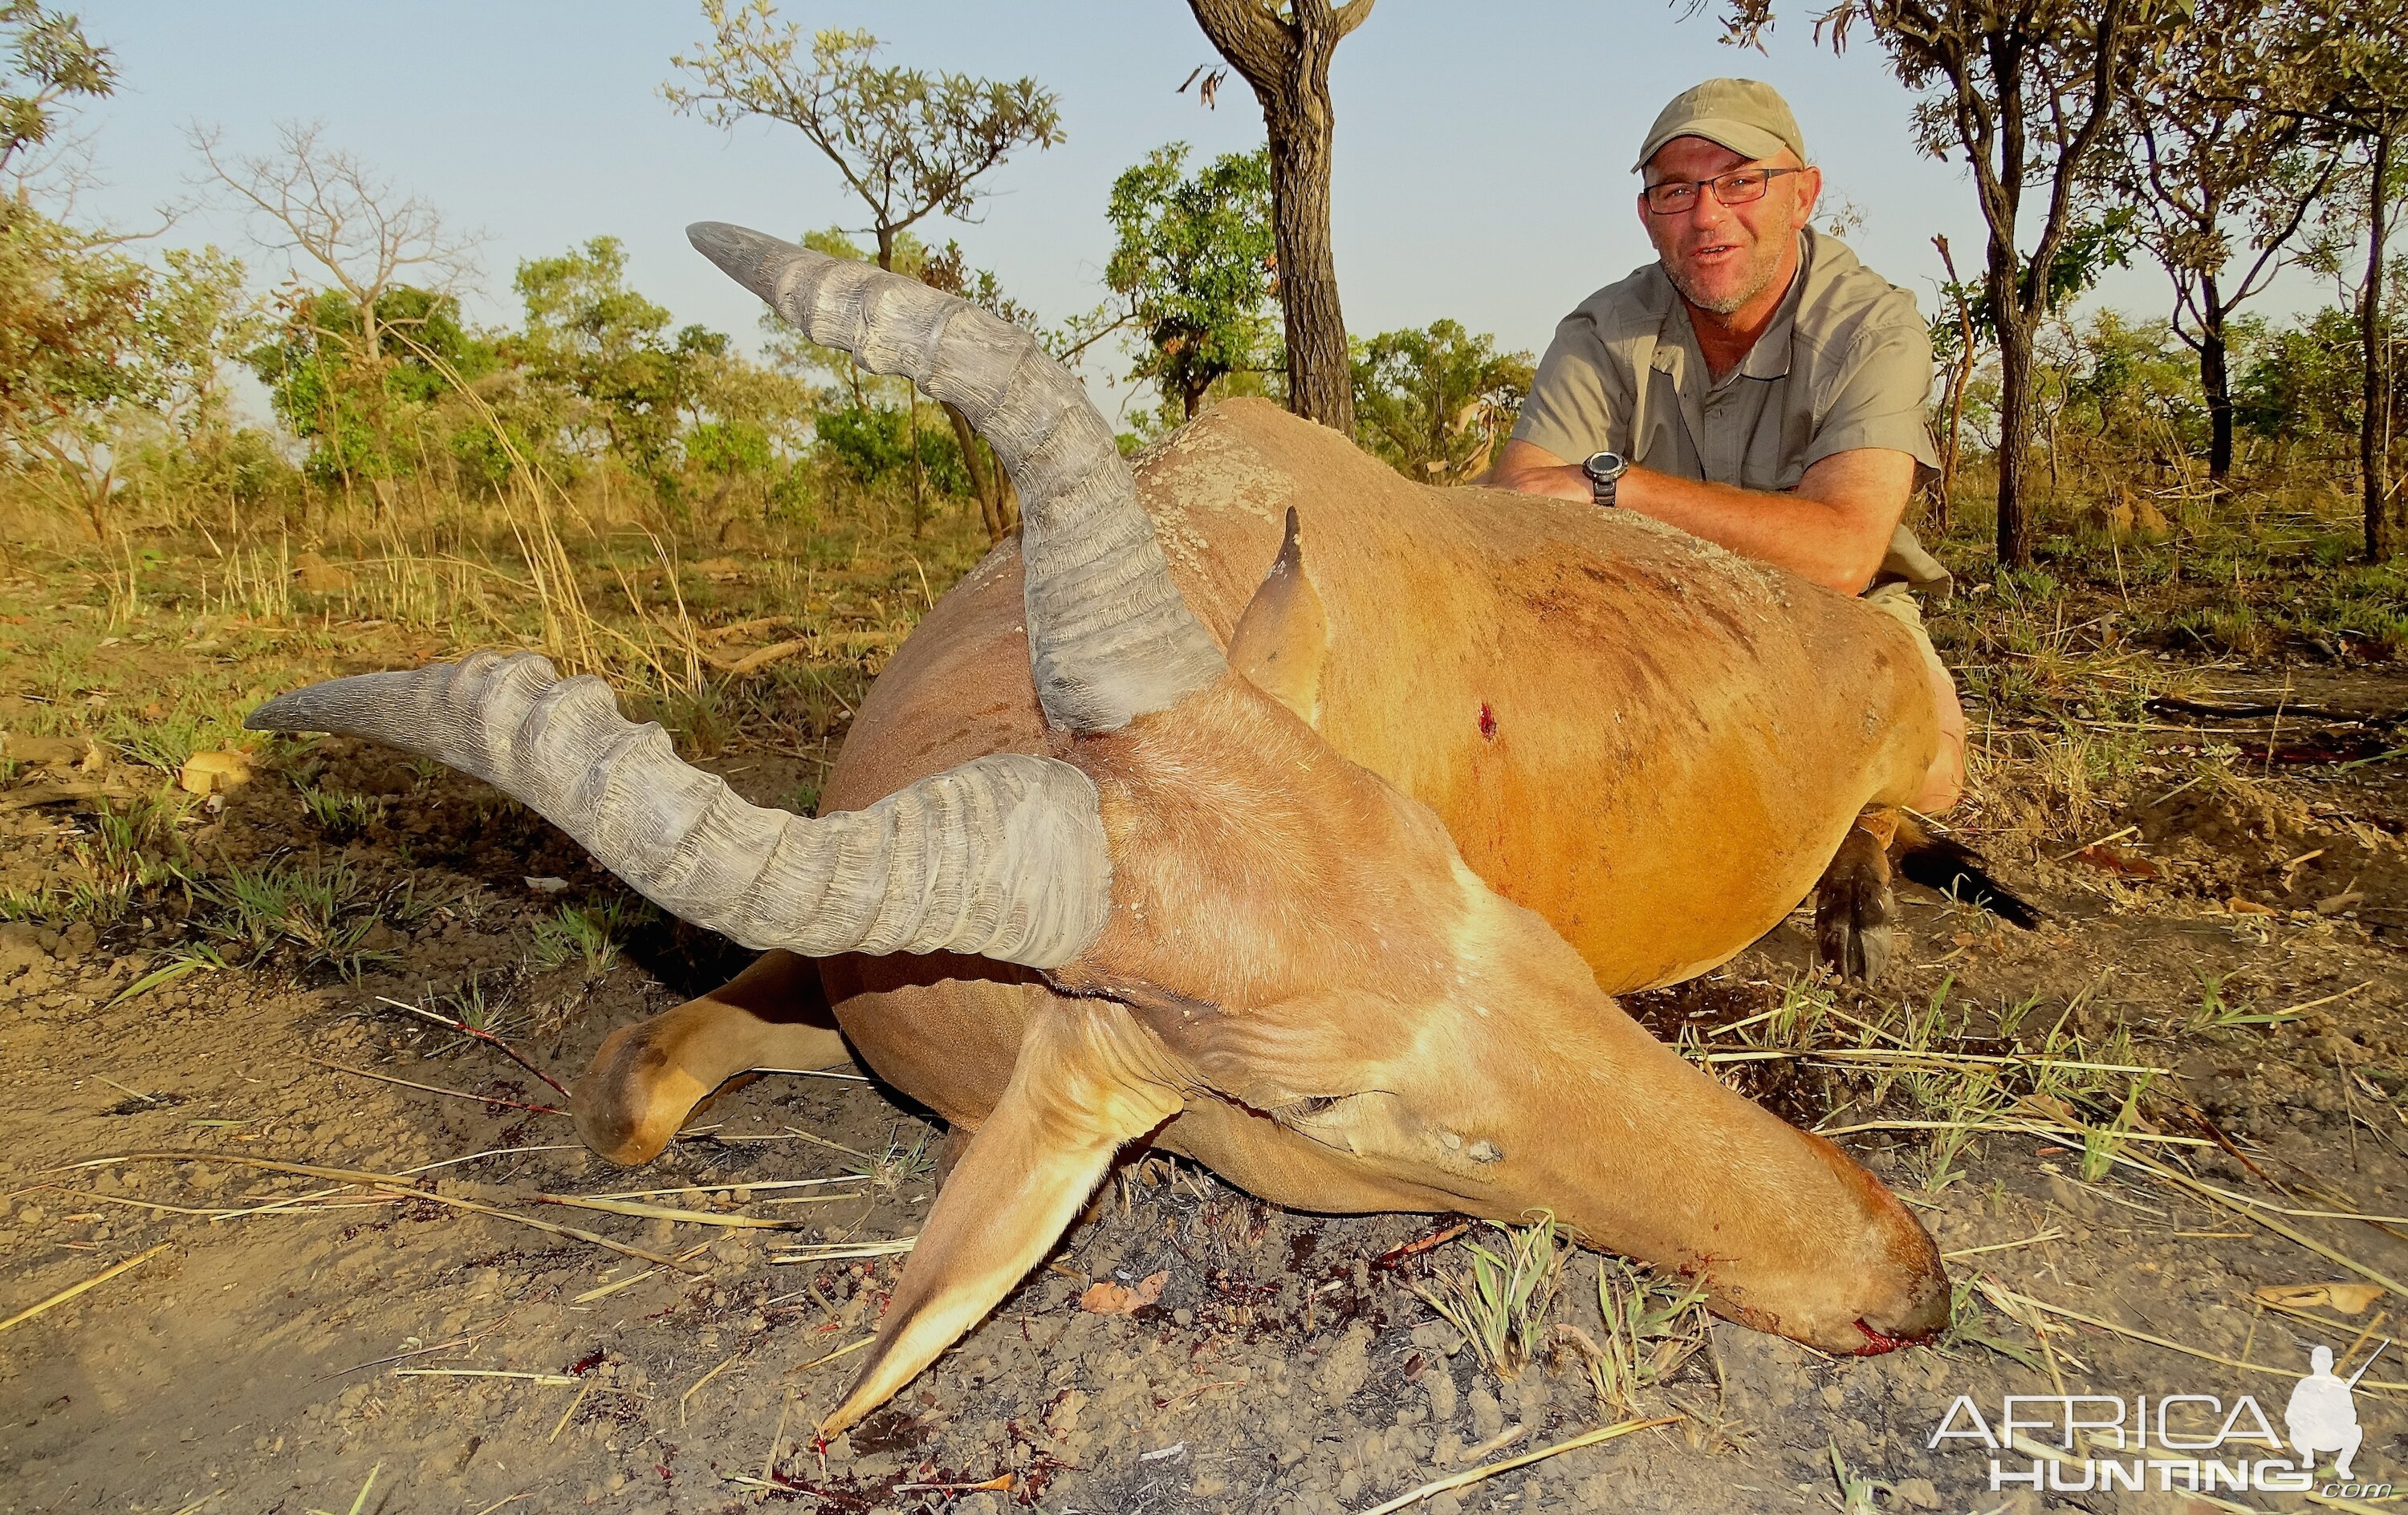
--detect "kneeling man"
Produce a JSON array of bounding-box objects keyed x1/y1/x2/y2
[{"x1": 1491, "y1": 78, "x2": 1965, "y2": 819}]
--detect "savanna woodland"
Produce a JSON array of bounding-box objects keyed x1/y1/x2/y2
[{"x1": 11, "y1": 2, "x2": 2408, "y2": 1512}]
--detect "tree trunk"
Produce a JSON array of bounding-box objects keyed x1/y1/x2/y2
[
  {"x1": 1986, "y1": 222, "x2": 2037, "y2": 569},
  {"x1": 944, "y1": 401, "x2": 1010, "y2": 542},
  {"x1": 1939, "y1": 343, "x2": 1969, "y2": 534},
  {"x1": 1263, "y1": 91, "x2": 1352, "y2": 433},
  {"x1": 1189, "y1": 0, "x2": 1371, "y2": 437},
  {"x1": 909, "y1": 396, "x2": 925, "y2": 539},
  {"x1": 2198, "y1": 271, "x2": 2234, "y2": 490},
  {"x1": 84, "y1": 463, "x2": 112, "y2": 544},
  {"x1": 1995, "y1": 315, "x2": 2037, "y2": 569},
  {"x1": 2365, "y1": 125, "x2": 2394, "y2": 563},
  {"x1": 1932, "y1": 234, "x2": 1975, "y2": 535}
]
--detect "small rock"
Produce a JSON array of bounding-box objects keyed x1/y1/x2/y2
[
  {"x1": 1426, "y1": 1367, "x2": 1458, "y2": 1423},
  {"x1": 1893, "y1": 1476, "x2": 1943, "y2": 1509},
  {"x1": 3, "y1": 733, "x2": 81, "y2": 767},
  {"x1": 293, "y1": 550, "x2": 356, "y2": 591},
  {"x1": 0, "y1": 922, "x2": 46, "y2": 974},
  {"x1": 1314, "y1": 1322, "x2": 1376, "y2": 1403},
  {"x1": 177, "y1": 749, "x2": 253, "y2": 797},
  {"x1": 1468, "y1": 1384, "x2": 1504, "y2": 1440},
  {"x1": 2042, "y1": 1172, "x2": 2097, "y2": 1219},
  {"x1": 1044, "y1": 1388, "x2": 1086, "y2": 1437}
]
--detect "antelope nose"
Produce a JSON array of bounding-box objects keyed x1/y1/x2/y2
[{"x1": 1856, "y1": 1265, "x2": 1952, "y2": 1352}]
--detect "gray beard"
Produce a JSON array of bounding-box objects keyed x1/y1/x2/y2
[{"x1": 1667, "y1": 252, "x2": 1780, "y2": 317}]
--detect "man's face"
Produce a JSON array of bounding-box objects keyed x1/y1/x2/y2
[{"x1": 1637, "y1": 136, "x2": 1820, "y2": 318}]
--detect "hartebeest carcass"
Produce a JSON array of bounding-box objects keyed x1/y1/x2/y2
[{"x1": 250, "y1": 224, "x2": 1983, "y2": 1436}]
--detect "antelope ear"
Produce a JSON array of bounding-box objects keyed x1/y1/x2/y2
[
  {"x1": 816, "y1": 1001, "x2": 1182, "y2": 1436},
  {"x1": 1228, "y1": 506, "x2": 1329, "y2": 727}
]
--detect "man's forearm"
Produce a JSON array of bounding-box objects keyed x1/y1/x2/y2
[
  {"x1": 1617, "y1": 466, "x2": 1883, "y2": 594},
  {"x1": 1484, "y1": 441, "x2": 1905, "y2": 593},
  {"x1": 1484, "y1": 457, "x2": 1592, "y2": 502}
]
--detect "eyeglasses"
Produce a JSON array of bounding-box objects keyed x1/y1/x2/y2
[{"x1": 1641, "y1": 166, "x2": 1802, "y2": 216}]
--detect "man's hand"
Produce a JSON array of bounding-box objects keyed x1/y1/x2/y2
[{"x1": 1487, "y1": 439, "x2": 1914, "y2": 596}]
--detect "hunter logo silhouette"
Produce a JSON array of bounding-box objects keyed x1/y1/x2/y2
[{"x1": 2287, "y1": 1343, "x2": 2382, "y2": 1479}]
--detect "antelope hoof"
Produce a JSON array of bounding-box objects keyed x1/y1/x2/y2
[
  {"x1": 1815, "y1": 825, "x2": 1896, "y2": 984},
  {"x1": 573, "y1": 1021, "x2": 726, "y2": 1167}
]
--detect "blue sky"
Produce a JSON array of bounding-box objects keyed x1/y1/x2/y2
[{"x1": 65, "y1": 1, "x2": 2328, "y2": 416}]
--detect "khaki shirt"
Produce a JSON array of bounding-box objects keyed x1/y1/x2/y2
[{"x1": 1513, "y1": 228, "x2": 1948, "y2": 594}]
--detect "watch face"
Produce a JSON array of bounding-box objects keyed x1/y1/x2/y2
[{"x1": 1584, "y1": 451, "x2": 1625, "y2": 481}]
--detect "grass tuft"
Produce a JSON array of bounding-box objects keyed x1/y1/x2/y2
[
  {"x1": 199, "y1": 857, "x2": 395, "y2": 981},
  {"x1": 293, "y1": 779, "x2": 387, "y2": 842},
  {"x1": 1558, "y1": 1257, "x2": 1710, "y2": 1416},
  {"x1": 1411, "y1": 1212, "x2": 1565, "y2": 1383},
  {"x1": 527, "y1": 897, "x2": 650, "y2": 977},
  {"x1": 848, "y1": 1124, "x2": 938, "y2": 1191}
]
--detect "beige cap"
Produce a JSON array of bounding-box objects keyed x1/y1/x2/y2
[{"x1": 1633, "y1": 78, "x2": 1806, "y2": 174}]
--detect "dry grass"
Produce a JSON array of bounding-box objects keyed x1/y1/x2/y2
[{"x1": 0, "y1": 441, "x2": 990, "y2": 968}]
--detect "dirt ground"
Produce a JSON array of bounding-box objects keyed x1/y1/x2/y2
[{"x1": 11, "y1": 569, "x2": 2408, "y2": 1514}]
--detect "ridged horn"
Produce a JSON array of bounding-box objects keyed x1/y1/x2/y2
[
  {"x1": 687, "y1": 221, "x2": 1225, "y2": 733},
  {"x1": 245, "y1": 651, "x2": 1110, "y2": 969}
]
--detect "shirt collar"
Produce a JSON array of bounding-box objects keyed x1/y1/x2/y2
[{"x1": 1738, "y1": 231, "x2": 1813, "y2": 382}]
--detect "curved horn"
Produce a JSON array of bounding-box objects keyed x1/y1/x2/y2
[
  {"x1": 246, "y1": 651, "x2": 1109, "y2": 969},
  {"x1": 687, "y1": 221, "x2": 1224, "y2": 734}
]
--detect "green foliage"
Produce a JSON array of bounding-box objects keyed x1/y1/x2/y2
[
  {"x1": 138, "y1": 246, "x2": 265, "y2": 437},
  {"x1": 510, "y1": 235, "x2": 718, "y2": 493},
  {"x1": 0, "y1": 202, "x2": 149, "y2": 529},
  {"x1": 1971, "y1": 209, "x2": 2138, "y2": 342},
  {"x1": 665, "y1": 13, "x2": 1064, "y2": 273},
  {"x1": 0, "y1": 0, "x2": 114, "y2": 176},
  {"x1": 686, "y1": 416, "x2": 771, "y2": 477},
  {"x1": 2033, "y1": 309, "x2": 2205, "y2": 477},
  {"x1": 1105, "y1": 143, "x2": 1278, "y2": 420},
  {"x1": 815, "y1": 400, "x2": 967, "y2": 493},
  {"x1": 848, "y1": 1124, "x2": 938, "y2": 1188},
  {"x1": 71, "y1": 790, "x2": 192, "y2": 903},
  {"x1": 1560, "y1": 1258, "x2": 1710, "y2": 1416},
  {"x1": 2236, "y1": 296, "x2": 2408, "y2": 447},
  {"x1": 1350, "y1": 319, "x2": 1533, "y2": 484},
  {"x1": 246, "y1": 283, "x2": 495, "y2": 486},
  {"x1": 293, "y1": 778, "x2": 386, "y2": 843}
]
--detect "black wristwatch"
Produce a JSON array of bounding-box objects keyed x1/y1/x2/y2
[{"x1": 1582, "y1": 450, "x2": 1628, "y2": 508}]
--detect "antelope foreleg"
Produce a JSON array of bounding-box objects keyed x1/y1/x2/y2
[
  {"x1": 818, "y1": 999, "x2": 1182, "y2": 1436},
  {"x1": 573, "y1": 951, "x2": 846, "y2": 1165}
]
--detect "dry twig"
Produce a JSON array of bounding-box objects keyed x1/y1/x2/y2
[
  {"x1": 1354, "y1": 1415, "x2": 1678, "y2": 1515},
  {"x1": 54, "y1": 1152, "x2": 698, "y2": 1272},
  {"x1": 0, "y1": 1242, "x2": 170, "y2": 1333}
]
